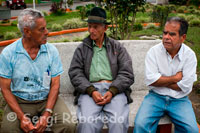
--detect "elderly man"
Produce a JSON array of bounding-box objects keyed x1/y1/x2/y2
[
  {"x1": 0, "y1": 8, "x2": 75, "y2": 133},
  {"x1": 68, "y1": 7, "x2": 134, "y2": 133},
  {"x1": 134, "y1": 17, "x2": 199, "y2": 133}
]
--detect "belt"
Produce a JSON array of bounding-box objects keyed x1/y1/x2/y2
[{"x1": 95, "y1": 80, "x2": 112, "y2": 83}]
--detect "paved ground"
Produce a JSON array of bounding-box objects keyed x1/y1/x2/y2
[
  {"x1": 10, "y1": 1, "x2": 95, "y2": 17},
  {"x1": 47, "y1": 31, "x2": 88, "y2": 42}
]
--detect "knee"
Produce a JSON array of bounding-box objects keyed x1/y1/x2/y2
[{"x1": 134, "y1": 116, "x2": 145, "y2": 129}]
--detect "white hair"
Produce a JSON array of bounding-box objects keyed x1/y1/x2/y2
[{"x1": 17, "y1": 8, "x2": 44, "y2": 36}]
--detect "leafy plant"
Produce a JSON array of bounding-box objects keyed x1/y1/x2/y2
[
  {"x1": 135, "y1": 17, "x2": 151, "y2": 23},
  {"x1": 177, "y1": 14, "x2": 187, "y2": 20},
  {"x1": 146, "y1": 23, "x2": 158, "y2": 30},
  {"x1": 169, "y1": 0, "x2": 187, "y2": 5},
  {"x1": 42, "y1": 11, "x2": 49, "y2": 16},
  {"x1": 186, "y1": 15, "x2": 196, "y2": 21},
  {"x1": 76, "y1": 4, "x2": 95, "y2": 20},
  {"x1": 152, "y1": 5, "x2": 170, "y2": 28},
  {"x1": 177, "y1": 6, "x2": 187, "y2": 13},
  {"x1": 133, "y1": 23, "x2": 143, "y2": 31},
  {"x1": 50, "y1": 0, "x2": 66, "y2": 15},
  {"x1": 102, "y1": 0, "x2": 146, "y2": 40},
  {"x1": 63, "y1": 18, "x2": 87, "y2": 29},
  {"x1": 51, "y1": 23, "x2": 63, "y2": 31},
  {"x1": 189, "y1": 19, "x2": 200, "y2": 27},
  {"x1": 4, "y1": 32, "x2": 18, "y2": 40}
]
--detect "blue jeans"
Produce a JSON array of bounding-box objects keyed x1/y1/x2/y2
[{"x1": 134, "y1": 91, "x2": 198, "y2": 133}]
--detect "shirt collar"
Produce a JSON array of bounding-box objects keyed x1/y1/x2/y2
[
  {"x1": 16, "y1": 38, "x2": 48, "y2": 53},
  {"x1": 161, "y1": 42, "x2": 183, "y2": 61},
  {"x1": 93, "y1": 39, "x2": 105, "y2": 47}
]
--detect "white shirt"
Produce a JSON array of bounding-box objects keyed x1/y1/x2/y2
[{"x1": 145, "y1": 43, "x2": 197, "y2": 98}]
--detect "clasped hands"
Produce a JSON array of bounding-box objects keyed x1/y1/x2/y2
[
  {"x1": 20, "y1": 112, "x2": 50, "y2": 133},
  {"x1": 92, "y1": 91, "x2": 113, "y2": 105}
]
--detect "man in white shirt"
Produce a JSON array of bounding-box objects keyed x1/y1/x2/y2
[{"x1": 134, "y1": 17, "x2": 199, "y2": 133}]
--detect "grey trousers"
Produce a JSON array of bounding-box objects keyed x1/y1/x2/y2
[
  {"x1": 77, "y1": 82, "x2": 129, "y2": 133},
  {"x1": 1, "y1": 96, "x2": 76, "y2": 133}
]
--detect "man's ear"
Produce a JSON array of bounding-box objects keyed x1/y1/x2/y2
[
  {"x1": 23, "y1": 27, "x2": 31, "y2": 37},
  {"x1": 181, "y1": 34, "x2": 186, "y2": 43},
  {"x1": 105, "y1": 25, "x2": 108, "y2": 31}
]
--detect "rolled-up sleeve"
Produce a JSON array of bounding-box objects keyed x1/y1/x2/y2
[
  {"x1": 145, "y1": 49, "x2": 161, "y2": 86},
  {"x1": 177, "y1": 52, "x2": 197, "y2": 93}
]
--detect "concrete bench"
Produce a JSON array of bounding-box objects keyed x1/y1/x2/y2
[
  {"x1": 53, "y1": 40, "x2": 172, "y2": 132},
  {"x1": 0, "y1": 40, "x2": 172, "y2": 132}
]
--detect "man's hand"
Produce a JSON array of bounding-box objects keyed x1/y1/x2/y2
[
  {"x1": 35, "y1": 112, "x2": 50, "y2": 132},
  {"x1": 92, "y1": 91, "x2": 104, "y2": 103},
  {"x1": 20, "y1": 115, "x2": 36, "y2": 132},
  {"x1": 173, "y1": 71, "x2": 183, "y2": 83},
  {"x1": 96, "y1": 91, "x2": 113, "y2": 106}
]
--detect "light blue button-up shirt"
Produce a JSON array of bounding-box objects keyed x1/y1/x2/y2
[
  {"x1": 145, "y1": 43, "x2": 197, "y2": 98},
  {"x1": 0, "y1": 38, "x2": 63, "y2": 101}
]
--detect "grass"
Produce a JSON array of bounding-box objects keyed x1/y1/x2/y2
[
  {"x1": 45, "y1": 12, "x2": 81, "y2": 30},
  {"x1": 0, "y1": 11, "x2": 81, "y2": 41},
  {"x1": 130, "y1": 28, "x2": 162, "y2": 40},
  {"x1": 186, "y1": 26, "x2": 200, "y2": 80}
]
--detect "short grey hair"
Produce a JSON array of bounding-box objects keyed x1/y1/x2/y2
[{"x1": 18, "y1": 8, "x2": 44, "y2": 36}]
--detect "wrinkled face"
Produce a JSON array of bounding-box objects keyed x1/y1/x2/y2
[
  {"x1": 26, "y1": 17, "x2": 49, "y2": 45},
  {"x1": 162, "y1": 21, "x2": 186, "y2": 54},
  {"x1": 88, "y1": 23, "x2": 107, "y2": 41}
]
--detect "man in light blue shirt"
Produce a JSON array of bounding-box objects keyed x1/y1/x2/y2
[
  {"x1": 134, "y1": 17, "x2": 199, "y2": 133},
  {"x1": 0, "y1": 8, "x2": 75, "y2": 133}
]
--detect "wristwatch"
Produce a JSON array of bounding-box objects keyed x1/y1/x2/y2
[{"x1": 45, "y1": 108, "x2": 53, "y2": 114}]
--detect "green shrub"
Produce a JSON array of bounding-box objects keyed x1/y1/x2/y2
[
  {"x1": 177, "y1": 6, "x2": 186, "y2": 13},
  {"x1": 188, "y1": 5, "x2": 196, "y2": 9},
  {"x1": 151, "y1": 5, "x2": 170, "y2": 28},
  {"x1": 186, "y1": 15, "x2": 196, "y2": 21},
  {"x1": 133, "y1": 23, "x2": 143, "y2": 31},
  {"x1": 146, "y1": 23, "x2": 158, "y2": 30},
  {"x1": 76, "y1": 4, "x2": 95, "y2": 20},
  {"x1": 188, "y1": 9, "x2": 196, "y2": 14},
  {"x1": 42, "y1": 11, "x2": 49, "y2": 16},
  {"x1": 1, "y1": 19, "x2": 10, "y2": 24},
  {"x1": 177, "y1": 14, "x2": 187, "y2": 20},
  {"x1": 4, "y1": 32, "x2": 18, "y2": 40},
  {"x1": 189, "y1": 19, "x2": 200, "y2": 26},
  {"x1": 195, "y1": 10, "x2": 200, "y2": 16},
  {"x1": 51, "y1": 24, "x2": 63, "y2": 31},
  {"x1": 136, "y1": 17, "x2": 151, "y2": 23},
  {"x1": 79, "y1": 21, "x2": 88, "y2": 28},
  {"x1": 168, "y1": 4, "x2": 176, "y2": 12},
  {"x1": 169, "y1": 0, "x2": 187, "y2": 5},
  {"x1": 63, "y1": 18, "x2": 87, "y2": 29}
]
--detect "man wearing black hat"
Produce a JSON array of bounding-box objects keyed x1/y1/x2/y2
[{"x1": 68, "y1": 7, "x2": 134, "y2": 133}]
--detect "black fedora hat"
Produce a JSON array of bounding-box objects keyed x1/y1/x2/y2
[{"x1": 86, "y1": 7, "x2": 110, "y2": 25}]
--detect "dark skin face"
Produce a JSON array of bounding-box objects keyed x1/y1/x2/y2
[
  {"x1": 162, "y1": 21, "x2": 186, "y2": 57},
  {"x1": 24, "y1": 17, "x2": 49, "y2": 47},
  {"x1": 23, "y1": 17, "x2": 49, "y2": 60},
  {"x1": 88, "y1": 23, "x2": 108, "y2": 47}
]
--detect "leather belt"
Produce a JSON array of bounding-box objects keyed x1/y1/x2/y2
[{"x1": 95, "y1": 80, "x2": 112, "y2": 83}]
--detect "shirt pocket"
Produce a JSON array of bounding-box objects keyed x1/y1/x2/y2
[{"x1": 43, "y1": 72, "x2": 51, "y2": 88}]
